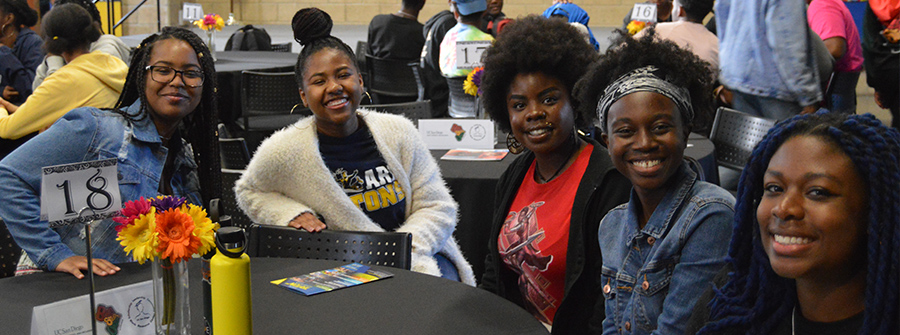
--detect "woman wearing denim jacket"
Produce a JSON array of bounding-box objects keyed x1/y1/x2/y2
[
  {"x1": 575, "y1": 31, "x2": 734, "y2": 335},
  {"x1": 0, "y1": 27, "x2": 221, "y2": 279}
]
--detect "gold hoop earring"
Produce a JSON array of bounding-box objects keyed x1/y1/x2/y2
[
  {"x1": 291, "y1": 103, "x2": 304, "y2": 114},
  {"x1": 507, "y1": 133, "x2": 524, "y2": 154},
  {"x1": 364, "y1": 91, "x2": 373, "y2": 104}
]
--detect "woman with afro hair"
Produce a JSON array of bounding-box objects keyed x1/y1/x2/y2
[
  {"x1": 575, "y1": 29, "x2": 734, "y2": 335},
  {"x1": 685, "y1": 112, "x2": 899, "y2": 335},
  {"x1": 479, "y1": 15, "x2": 631, "y2": 333}
]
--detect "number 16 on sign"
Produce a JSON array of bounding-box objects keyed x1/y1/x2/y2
[{"x1": 40, "y1": 158, "x2": 122, "y2": 228}]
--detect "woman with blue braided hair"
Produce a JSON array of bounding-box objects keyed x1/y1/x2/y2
[
  {"x1": 575, "y1": 29, "x2": 734, "y2": 335},
  {"x1": 685, "y1": 112, "x2": 900, "y2": 335}
]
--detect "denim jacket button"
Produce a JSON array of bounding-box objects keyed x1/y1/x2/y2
[
  {"x1": 647, "y1": 236, "x2": 656, "y2": 245},
  {"x1": 603, "y1": 284, "x2": 611, "y2": 294},
  {"x1": 625, "y1": 321, "x2": 632, "y2": 331},
  {"x1": 641, "y1": 280, "x2": 650, "y2": 290}
]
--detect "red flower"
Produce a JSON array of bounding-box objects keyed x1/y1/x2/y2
[
  {"x1": 203, "y1": 14, "x2": 217, "y2": 26},
  {"x1": 113, "y1": 197, "x2": 151, "y2": 232}
]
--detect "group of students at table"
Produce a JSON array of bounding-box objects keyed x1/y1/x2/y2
[{"x1": 0, "y1": 6, "x2": 895, "y2": 335}]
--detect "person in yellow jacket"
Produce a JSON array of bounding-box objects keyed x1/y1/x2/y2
[{"x1": 0, "y1": 3, "x2": 126, "y2": 140}]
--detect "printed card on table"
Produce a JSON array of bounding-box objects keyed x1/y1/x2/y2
[
  {"x1": 271, "y1": 263, "x2": 394, "y2": 296},
  {"x1": 441, "y1": 149, "x2": 508, "y2": 161},
  {"x1": 31, "y1": 280, "x2": 156, "y2": 335},
  {"x1": 418, "y1": 119, "x2": 495, "y2": 150}
]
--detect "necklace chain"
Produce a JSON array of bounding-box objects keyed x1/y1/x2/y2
[
  {"x1": 395, "y1": 11, "x2": 416, "y2": 19},
  {"x1": 536, "y1": 134, "x2": 580, "y2": 183}
]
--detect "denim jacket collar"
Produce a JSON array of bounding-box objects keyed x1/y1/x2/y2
[
  {"x1": 625, "y1": 163, "x2": 697, "y2": 242},
  {"x1": 125, "y1": 101, "x2": 164, "y2": 144}
]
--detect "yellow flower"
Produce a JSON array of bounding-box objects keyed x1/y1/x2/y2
[
  {"x1": 117, "y1": 207, "x2": 159, "y2": 264},
  {"x1": 627, "y1": 20, "x2": 647, "y2": 36},
  {"x1": 182, "y1": 203, "x2": 219, "y2": 255},
  {"x1": 193, "y1": 14, "x2": 225, "y2": 31}
]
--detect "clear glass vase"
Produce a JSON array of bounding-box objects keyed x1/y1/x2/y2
[
  {"x1": 152, "y1": 258, "x2": 191, "y2": 335},
  {"x1": 205, "y1": 30, "x2": 217, "y2": 62}
]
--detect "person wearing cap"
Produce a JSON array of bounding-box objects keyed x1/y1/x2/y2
[
  {"x1": 543, "y1": 2, "x2": 600, "y2": 50},
  {"x1": 438, "y1": 0, "x2": 493, "y2": 78}
]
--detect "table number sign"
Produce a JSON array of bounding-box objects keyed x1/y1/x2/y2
[
  {"x1": 182, "y1": 3, "x2": 204, "y2": 22},
  {"x1": 455, "y1": 40, "x2": 491, "y2": 70},
  {"x1": 631, "y1": 3, "x2": 658, "y2": 23},
  {"x1": 31, "y1": 280, "x2": 156, "y2": 335},
  {"x1": 40, "y1": 158, "x2": 122, "y2": 228}
]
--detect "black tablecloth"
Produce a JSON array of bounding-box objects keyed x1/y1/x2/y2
[
  {"x1": 213, "y1": 51, "x2": 298, "y2": 124},
  {"x1": 436, "y1": 134, "x2": 717, "y2": 283},
  {"x1": 0, "y1": 258, "x2": 547, "y2": 335}
]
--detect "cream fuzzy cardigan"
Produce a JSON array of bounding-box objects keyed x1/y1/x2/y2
[{"x1": 235, "y1": 111, "x2": 476, "y2": 285}]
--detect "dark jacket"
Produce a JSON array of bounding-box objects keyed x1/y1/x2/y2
[
  {"x1": 420, "y1": 10, "x2": 455, "y2": 118},
  {"x1": 480, "y1": 137, "x2": 632, "y2": 334}
]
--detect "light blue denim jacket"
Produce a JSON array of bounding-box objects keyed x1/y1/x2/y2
[
  {"x1": 598, "y1": 165, "x2": 734, "y2": 335},
  {"x1": 716, "y1": 0, "x2": 822, "y2": 106},
  {"x1": 0, "y1": 102, "x2": 201, "y2": 271}
]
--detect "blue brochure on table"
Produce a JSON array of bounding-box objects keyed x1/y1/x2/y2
[{"x1": 271, "y1": 263, "x2": 394, "y2": 296}]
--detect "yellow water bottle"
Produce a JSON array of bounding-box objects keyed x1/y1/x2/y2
[{"x1": 210, "y1": 226, "x2": 252, "y2": 335}]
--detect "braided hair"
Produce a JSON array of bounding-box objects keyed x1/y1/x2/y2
[
  {"x1": 40, "y1": 3, "x2": 100, "y2": 55},
  {"x1": 291, "y1": 7, "x2": 357, "y2": 89},
  {"x1": 699, "y1": 112, "x2": 900, "y2": 334},
  {"x1": 0, "y1": 0, "x2": 36, "y2": 28},
  {"x1": 112, "y1": 26, "x2": 221, "y2": 208},
  {"x1": 54, "y1": 0, "x2": 104, "y2": 32}
]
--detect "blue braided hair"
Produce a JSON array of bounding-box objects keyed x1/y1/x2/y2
[{"x1": 699, "y1": 112, "x2": 900, "y2": 334}]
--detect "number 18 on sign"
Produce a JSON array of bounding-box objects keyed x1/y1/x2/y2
[{"x1": 40, "y1": 159, "x2": 122, "y2": 227}]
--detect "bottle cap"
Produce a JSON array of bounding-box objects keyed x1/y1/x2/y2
[{"x1": 215, "y1": 226, "x2": 247, "y2": 257}]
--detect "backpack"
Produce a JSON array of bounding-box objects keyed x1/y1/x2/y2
[{"x1": 225, "y1": 25, "x2": 272, "y2": 51}]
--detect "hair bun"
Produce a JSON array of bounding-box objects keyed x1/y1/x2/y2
[{"x1": 292, "y1": 8, "x2": 333, "y2": 46}]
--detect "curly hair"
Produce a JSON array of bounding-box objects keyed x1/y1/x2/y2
[
  {"x1": 0, "y1": 0, "x2": 36, "y2": 28},
  {"x1": 40, "y1": 4, "x2": 100, "y2": 55},
  {"x1": 699, "y1": 112, "x2": 900, "y2": 334},
  {"x1": 113, "y1": 27, "x2": 221, "y2": 208},
  {"x1": 480, "y1": 15, "x2": 598, "y2": 133},
  {"x1": 291, "y1": 7, "x2": 357, "y2": 88},
  {"x1": 573, "y1": 28, "x2": 714, "y2": 135}
]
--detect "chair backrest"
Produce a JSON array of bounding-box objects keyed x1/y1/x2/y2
[
  {"x1": 0, "y1": 218, "x2": 21, "y2": 278},
  {"x1": 219, "y1": 138, "x2": 252, "y2": 170},
  {"x1": 247, "y1": 224, "x2": 412, "y2": 270},
  {"x1": 225, "y1": 25, "x2": 273, "y2": 51},
  {"x1": 365, "y1": 54, "x2": 424, "y2": 103},
  {"x1": 364, "y1": 100, "x2": 431, "y2": 124},
  {"x1": 356, "y1": 40, "x2": 368, "y2": 83},
  {"x1": 446, "y1": 76, "x2": 478, "y2": 118},
  {"x1": 240, "y1": 71, "x2": 301, "y2": 128},
  {"x1": 221, "y1": 169, "x2": 253, "y2": 230},
  {"x1": 709, "y1": 107, "x2": 777, "y2": 170},
  {"x1": 217, "y1": 123, "x2": 231, "y2": 139},
  {"x1": 270, "y1": 42, "x2": 292, "y2": 53}
]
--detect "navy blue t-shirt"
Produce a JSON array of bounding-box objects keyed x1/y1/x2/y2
[{"x1": 318, "y1": 123, "x2": 406, "y2": 231}]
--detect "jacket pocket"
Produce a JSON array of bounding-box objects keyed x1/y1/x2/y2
[{"x1": 635, "y1": 264, "x2": 674, "y2": 332}]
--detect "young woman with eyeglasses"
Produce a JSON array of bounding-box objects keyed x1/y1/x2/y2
[{"x1": 0, "y1": 26, "x2": 220, "y2": 279}]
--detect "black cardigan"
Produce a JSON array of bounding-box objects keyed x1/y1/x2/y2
[{"x1": 480, "y1": 137, "x2": 632, "y2": 334}]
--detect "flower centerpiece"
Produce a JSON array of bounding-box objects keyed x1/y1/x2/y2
[
  {"x1": 463, "y1": 67, "x2": 484, "y2": 97},
  {"x1": 193, "y1": 13, "x2": 224, "y2": 61},
  {"x1": 115, "y1": 196, "x2": 218, "y2": 335},
  {"x1": 626, "y1": 20, "x2": 647, "y2": 36}
]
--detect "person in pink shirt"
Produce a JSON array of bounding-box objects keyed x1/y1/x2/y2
[{"x1": 807, "y1": 0, "x2": 864, "y2": 114}]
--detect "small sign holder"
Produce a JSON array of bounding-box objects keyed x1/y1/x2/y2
[
  {"x1": 79, "y1": 207, "x2": 100, "y2": 335},
  {"x1": 631, "y1": 3, "x2": 658, "y2": 23}
]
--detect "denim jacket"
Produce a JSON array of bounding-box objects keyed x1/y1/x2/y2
[
  {"x1": 0, "y1": 102, "x2": 201, "y2": 271},
  {"x1": 598, "y1": 165, "x2": 734, "y2": 335},
  {"x1": 716, "y1": 0, "x2": 822, "y2": 106}
]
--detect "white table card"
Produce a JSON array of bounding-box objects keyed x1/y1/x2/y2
[
  {"x1": 40, "y1": 159, "x2": 122, "y2": 228},
  {"x1": 631, "y1": 3, "x2": 658, "y2": 23},
  {"x1": 419, "y1": 119, "x2": 495, "y2": 150},
  {"x1": 182, "y1": 3, "x2": 204, "y2": 22},
  {"x1": 31, "y1": 280, "x2": 155, "y2": 335},
  {"x1": 455, "y1": 40, "x2": 491, "y2": 70}
]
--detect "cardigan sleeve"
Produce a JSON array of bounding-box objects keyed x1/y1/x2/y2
[{"x1": 392, "y1": 119, "x2": 459, "y2": 257}]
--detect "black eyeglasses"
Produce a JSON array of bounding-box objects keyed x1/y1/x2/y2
[{"x1": 145, "y1": 65, "x2": 204, "y2": 88}]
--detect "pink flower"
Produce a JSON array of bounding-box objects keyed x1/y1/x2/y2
[
  {"x1": 113, "y1": 197, "x2": 151, "y2": 232},
  {"x1": 203, "y1": 14, "x2": 217, "y2": 26}
]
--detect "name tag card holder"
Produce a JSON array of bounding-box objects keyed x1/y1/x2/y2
[{"x1": 40, "y1": 158, "x2": 123, "y2": 335}]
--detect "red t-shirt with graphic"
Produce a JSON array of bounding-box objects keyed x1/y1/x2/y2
[{"x1": 498, "y1": 144, "x2": 593, "y2": 324}]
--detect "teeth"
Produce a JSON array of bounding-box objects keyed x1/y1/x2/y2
[
  {"x1": 326, "y1": 98, "x2": 347, "y2": 107},
  {"x1": 527, "y1": 128, "x2": 550, "y2": 136},
  {"x1": 774, "y1": 234, "x2": 812, "y2": 245},
  {"x1": 633, "y1": 160, "x2": 661, "y2": 168}
]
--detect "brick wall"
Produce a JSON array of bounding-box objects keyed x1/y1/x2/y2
[
  {"x1": 121, "y1": 0, "x2": 176, "y2": 35},
  {"x1": 175, "y1": 0, "x2": 632, "y2": 27}
]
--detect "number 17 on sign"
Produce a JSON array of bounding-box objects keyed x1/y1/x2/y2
[{"x1": 40, "y1": 158, "x2": 122, "y2": 227}]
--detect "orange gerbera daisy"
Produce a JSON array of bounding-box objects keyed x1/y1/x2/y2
[{"x1": 155, "y1": 209, "x2": 201, "y2": 262}]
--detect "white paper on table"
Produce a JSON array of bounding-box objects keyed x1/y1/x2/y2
[
  {"x1": 418, "y1": 119, "x2": 495, "y2": 150},
  {"x1": 31, "y1": 280, "x2": 156, "y2": 335}
]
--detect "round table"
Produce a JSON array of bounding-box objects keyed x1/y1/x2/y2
[{"x1": 0, "y1": 258, "x2": 548, "y2": 335}]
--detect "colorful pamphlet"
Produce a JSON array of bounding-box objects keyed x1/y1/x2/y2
[
  {"x1": 271, "y1": 263, "x2": 394, "y2": 296},
  {"x1": 441, "y1": 149, "x2": 508, "y2": 161}
]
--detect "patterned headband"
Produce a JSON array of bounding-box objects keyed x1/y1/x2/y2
[{"x1": 595, "y1": 65, "x2": 694, "y2": 134}]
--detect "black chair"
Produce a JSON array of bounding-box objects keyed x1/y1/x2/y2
[
  {"x1": 239, "y1": 71, "x2": 306, "y2": 132},
  {"x1": 709, "y1": 107, "x2": 777, "y2": 171},
  {"x1": 221, "y1": 169, "x2": 253, "y2": 230},
  {"x1": 247, "y1": 224, "x2": 412, "y2": 270},
  {"x1": 270, "y1": 42, "x2": 292, "y2": 53},
  {"x1": 356, "y1": 41, "x2": 369, "y2": 87},
  {"x1": 219, "y1": 138, "x2": 252, "y2": 170},
  {"x1": 446, "y1": 76, "x2": 478, "y2": 118},
  {"x1": 0, "y1": 218, "x2": 21, "y2": 278},
  {"x1": 365, "y1": 54, "x2": 424, "y2": 104},
  {"x1": 364, "y1": 100, "x2": 431, "y2": 124}
]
